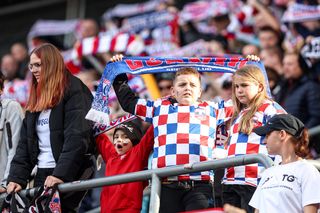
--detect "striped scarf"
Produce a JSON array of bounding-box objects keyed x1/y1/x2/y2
[{"x1": 86, "y1": 56, "x2": 269, "y2": 125}]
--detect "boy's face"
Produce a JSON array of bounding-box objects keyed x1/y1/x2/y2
[
  {"x1": 171, "y1": 74, "x2": 201, "y2": 105},
  {"x1": 113, "y1": 129, "x2": 133, "y2": 155}
]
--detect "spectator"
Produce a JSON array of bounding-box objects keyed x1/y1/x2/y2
[
  {"x1": 6, "y1": 43, "x2": 95, "y2": 212},
  {"x1": 259, "y1": 46, "x2": 284, "y2": 75},
  {"x1": 95, "y1": 121, "x2": 154, "y2": 213},
  {"x1": 10, "y1": 42, "x2": 29, "y2": 80},
  {"x1": 79, "y1": 19, "x2": 99, "y2": 39},
  {"x1": 155, "y1": 73, "x2": 174, "y2": 97},
  {"x1": 222, "y1": 65, "x2": 286, "y2": 213},
  {"x1": 0, "y1": 71, "x2": 24, "y2": 193},
  {"x1": 1, "y1": 54, "x2": 19, "y2": 81},
  {"x1": 265, "y1": 66, "x2": 281, "y2": 97},
  {"x1": 274, "y1": 52, "x2": 320, "y2": 128},
  {"x1": 111, "y1": 54, "x2": 234, "y2": 212},
  {"x1": 242, "y1": 44, "x2": 260, "y2": 57},
  {"x1": 258, "y1": 26, "x2": 282, "y2": 49},
  {"x1": 250, "y1": 114, "x2": 320, "y2": 213}
]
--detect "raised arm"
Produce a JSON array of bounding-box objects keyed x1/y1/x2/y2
[{"x1": 111, "y1": 54, "x2": 139, "y2": 114}]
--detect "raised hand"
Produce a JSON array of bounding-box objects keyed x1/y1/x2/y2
[
  {"x1": 246, "y1": 54, "x2": 260, "y2": 62},
  {"x1": 110, "y1": 54, "x2": 124, "y2": 62}
]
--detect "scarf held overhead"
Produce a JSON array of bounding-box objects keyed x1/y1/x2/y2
[{"x1": 86, "y1": 56, "x2": 269, "y2": 125}]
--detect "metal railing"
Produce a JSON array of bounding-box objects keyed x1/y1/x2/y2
[{"x1": 0, "y1": 154, "x2": 273, "y2": 213}]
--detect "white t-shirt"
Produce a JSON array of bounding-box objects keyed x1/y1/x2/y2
[
  {"x1": 36, "y1": 109, "x2": 56, "y2": 168},
  {"x1": 249, "y1": 160, "x2": 320, "y2": 213}
]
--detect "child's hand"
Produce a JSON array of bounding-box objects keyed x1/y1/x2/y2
[
  {"x1": 110, "y1": 54, "x2": 124, "y2": 62},
  {"x1": 246, "y1": 55, "x2": 260, "y2": 61}
]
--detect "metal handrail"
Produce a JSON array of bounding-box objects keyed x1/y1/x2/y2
[{"x1": 0, "y1": 154, "x2": 273, "y2": 213}]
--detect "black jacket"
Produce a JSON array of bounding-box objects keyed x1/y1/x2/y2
[
  {"x1": 274, "y1": 75, "x2": 320, "y2": 128},
  {"x1": 8, "y1": 74, "x2": 95, "y2": 188}
]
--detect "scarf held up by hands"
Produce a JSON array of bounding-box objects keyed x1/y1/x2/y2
[{"x1": 86, "y1": 56, "x2": 270, "y2": 126}]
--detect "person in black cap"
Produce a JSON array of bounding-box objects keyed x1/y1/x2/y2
[
  {"x1": 95, "y1": 121, "x2": 154, "y2": 213},
  {"x1": 249, "y1": 114, "x2": 320, "y2": 213}
]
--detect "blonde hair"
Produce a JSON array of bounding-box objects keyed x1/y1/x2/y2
[
  {"x1": 231, "y1": 65, "x2": 271, "y2": 134},
  {"x1": 26, "y1": 43, "x2": 68, "y2": 112}
]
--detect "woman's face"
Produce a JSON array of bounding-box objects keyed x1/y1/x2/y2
[
  {"x1": 283, "y1": 54, "x2": 303, "y2": 80},
  {"x1": 264, "y1": 131, "x2": 282, "y2": 155},
  {"x1": 29, "y1": 53, "x2": 42, "y2": 82}
]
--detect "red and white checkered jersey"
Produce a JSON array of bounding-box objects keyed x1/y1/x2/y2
[
  {"x1": 223, "y1": 100, "x2": 286, "y2": 186},
  {"x1": 135, "y1": 97, "x2": 233, "y2": 181}
]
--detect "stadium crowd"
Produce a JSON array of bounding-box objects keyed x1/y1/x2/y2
[{"x1": 0, "y1": 0, "x2": 320, "y2": 212}]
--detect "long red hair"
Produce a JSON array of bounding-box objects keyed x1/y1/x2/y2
[{"x1": 26, "y1": 43, "x2": 68, "y2": 112}]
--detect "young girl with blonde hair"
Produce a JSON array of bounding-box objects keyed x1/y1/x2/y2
[{"x1": 222, "y1": 65, "x2": 286, "y2": 213}]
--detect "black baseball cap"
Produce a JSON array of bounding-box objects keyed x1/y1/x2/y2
[
  {"x1": 113, "y1": 121, "x2": 142, "y2": 146},
  {"x1": 253, "y1": 114, "x2": 304, "y2": 138}
]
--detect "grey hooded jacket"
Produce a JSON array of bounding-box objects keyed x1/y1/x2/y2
[{"x1": 0, "y1": 99, "x2": 24, "y2": 187}]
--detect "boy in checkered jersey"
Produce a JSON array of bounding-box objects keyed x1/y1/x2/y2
[
  {"x1": 111, "y1": 55, "x2": 233, "y2": 212},
  {"x1": 221, "y1": 65, "x2": 286, "y2": 213}
]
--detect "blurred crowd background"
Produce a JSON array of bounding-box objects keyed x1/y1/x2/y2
[{"x1": 0, "y1": 0, "x2": 319, "y2": 211}]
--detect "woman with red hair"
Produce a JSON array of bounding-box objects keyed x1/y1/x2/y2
[{"x1": 6, "y1": 43, "x2": 95, "y2": 212}]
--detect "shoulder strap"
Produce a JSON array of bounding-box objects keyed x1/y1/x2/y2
[{"x1": 1, "y1": 99, "x2": 14, "y2": 149}]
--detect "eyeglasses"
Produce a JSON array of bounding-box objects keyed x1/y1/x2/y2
[
  {"x1": 28, "y1": 62, "x2": 41, "y2": 71},
  {"x1": 159, "y1": 85, "x2": 172, "y2": 91}
]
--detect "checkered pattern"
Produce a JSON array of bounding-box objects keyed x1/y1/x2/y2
[
  {"x1": 223, "y1": 100, "x2": 286, "y2": 186},
  {"x1": 135, "y1": 98, "x2": 233, "y2": 181}
]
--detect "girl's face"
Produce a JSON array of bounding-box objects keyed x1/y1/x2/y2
[
  {"x1": 29, "y1": 53, "x2": 42, "y2": 82},
  {"x1": 113, "y1": 129, "x2": 133, "y2": 155},
  {"x1": 171, "y1": 74, "x2": 201, "y2": 105},
  {"x1": 264, "y1": 131, "x2": 282, "y2": 155},
  {"x1": 233, "y1": 75, "x2": 262, "y2": 106}
]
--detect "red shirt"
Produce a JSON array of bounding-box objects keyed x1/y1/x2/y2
[{"x1": 96, "y1": 126, "x2": 154, "y2": 213}]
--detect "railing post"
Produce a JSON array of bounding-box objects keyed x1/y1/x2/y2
[{"x1": 149, "y1": 173, "x2": 161, "y2": 213}]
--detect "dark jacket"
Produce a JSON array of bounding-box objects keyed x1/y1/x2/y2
[
  {"x1": 274, "y1": 75, "x2": 320, "y2": 128},
  {"x1": 8, "y1": 73, "x2": 95, "y2": 188}
]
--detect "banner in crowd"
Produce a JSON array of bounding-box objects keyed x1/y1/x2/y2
[
  {"x1": 120, "y1": 10, "x2": 179, "y2": 43},
  {"x1": 155, "y1": 39, "x2": 212, "y2": 57},
  {"x1": 27, "y1": 19, "x2": 79, "y2": 51},
  {"x1": 102, "y1": 1, "x2": 158, "y2": 20},
  {"x1": 86, "y1": 56, "x2": 270, "y2": 125},
  {"x1": 301, "y1": 37, "x2": 320, "y2": 59},
  {"x1": 282, "y1": 3, "x2": 320, "y2": 23},
  {"x1": 179, "y1": 0, "x2": 242, "y2": 23},
  {"x1": 63, "y1": 32, "x2": 145, "y2": 73}
]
